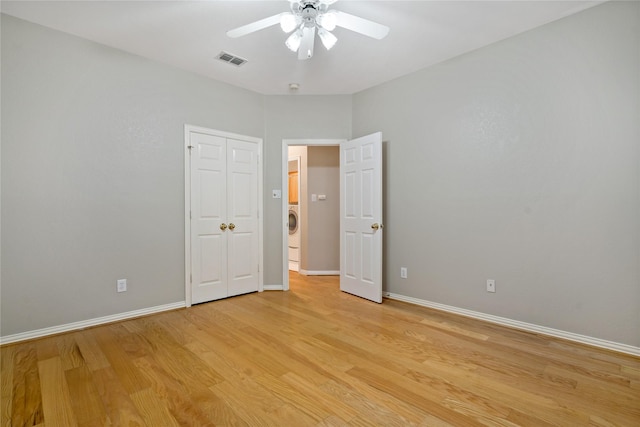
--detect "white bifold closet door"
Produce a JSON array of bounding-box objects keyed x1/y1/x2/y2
[{"x1": 189, "y1": 130, "x2": 259, "y2": 304}]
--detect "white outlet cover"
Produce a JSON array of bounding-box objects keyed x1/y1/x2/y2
[{"x1": 486, "y1": 279, "x2": 496, "y2": 293}]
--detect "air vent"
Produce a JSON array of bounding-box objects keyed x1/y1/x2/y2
[{"x1": 217, "y1": 51, "x2": 247, "y2": 67}]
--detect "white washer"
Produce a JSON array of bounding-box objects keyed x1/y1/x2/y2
[{"x1": 288, "y1": 205, "x2": 300, "y2": 267}]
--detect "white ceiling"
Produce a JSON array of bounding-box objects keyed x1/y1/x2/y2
[{"x1": 1, "y1": 0, "x2": 602, "y2": 95}]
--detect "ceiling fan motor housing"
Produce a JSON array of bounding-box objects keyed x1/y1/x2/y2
[{"x1": 296, "y1": 1, "x2": 329, "y2": 28}]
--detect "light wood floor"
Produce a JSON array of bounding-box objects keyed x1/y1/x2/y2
[{"x1": 2, "y1": 273, "x2": 639, "y2": 426}]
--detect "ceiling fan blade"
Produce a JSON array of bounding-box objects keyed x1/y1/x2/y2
[
  {"x1": 334, "y1": 11, "x2": 389, "y2": 40},
  {"x1": 226, "y1": 14, "x2": 282, "y2": 38},
  {"x1": 298, "y1": 26, "x2": 316, "y2": 60}
]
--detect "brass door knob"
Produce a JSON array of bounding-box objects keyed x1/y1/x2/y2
[
  {"x1": 228, "y1": 223, "x2": 236, "y2": 231},
  {"x1": 371, "y1": 223, "x2": 380, "y2": 230},
  {"x1": 220, "y1": 223, "x2": 227, "y2": 231}
]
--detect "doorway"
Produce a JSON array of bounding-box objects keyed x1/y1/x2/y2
[
  {"x1": 282, "y1": 139, "x2": 345, "y2": 291},
  {"x1": 288, "y1": 156, "x2": 301, "y2": 272}
]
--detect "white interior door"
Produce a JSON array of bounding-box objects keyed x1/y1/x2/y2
[
  {"x1": 226, "y1": 138, "x2": 259, "y2": 297},
  {"x1": 191, "y1": 132, "x2": 228, "y2": 304},
  {"x1": 188, "y1": 129, "x2": 260, "y2": 304},
  {"x1": 340, "y1": 132, "x2": 383, "y2": 303}
]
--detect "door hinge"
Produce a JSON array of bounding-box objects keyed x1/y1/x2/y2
[
  {"x1": 190, "y1": 273, "x2": 192, "y2": 283},
  {"x1": 190, "y1": 210, "x2": 192, "y2": 220}
]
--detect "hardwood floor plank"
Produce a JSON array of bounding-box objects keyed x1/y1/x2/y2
[
  {"x1": 621, "y1": 364, "x2": 640, "y2": 379},
  {"x1": 132, "y1": 355, "x2": 219, "y2": 426},
  {"x1": 34, "y1": 337, "x2": 60, "y2": 361},
  {"x1": 253, "y1": 373, "x2": 334, "y2": 423},
  {"x1": 65, "y1": 365, "x2": 108, "y2": 426},
  {"x1": 204, "y1": 400, "x2": 251, "y2": 427},
  {"x1": 345, "y1": 365, "x2": 480, "y2": 427},
  {"x1": 11, "y1": 344, "x2": 44, "y2": 427},
  {"x1": 74, "y1": 331, "x2": 111, "y2": 372},
  {"x1": 0, "y1": 345, "x2": 14, "y2": 427},
  {"x1": 136, "y1": 317, "x2": 225, "y2": 388},
  {"x1": 224, "y1": 374, "x2": 286, "y2": 413},
  {"x1": 275, "y1": 404, "x2": 334, "y2": 427},
  {"x1": 324, "y1": 369, "x2": 430, "y2": 425},
  {"x1": 237, "y1": 325, "x2": 337, "y2": 386},
  {"x1": 91, "y1": 326, "x2": 151, "y2": 394},
  {"x1": 506, "y1": 408, "x2": 559, "y2": 427},
  {"x1": 281, "y1": 372, "x2": 359, "y2": 423},
  {"x1": 318, "y1": 379, "x2": 415, "y2": 427},
  {"x1": 130, "y1": 388, "x2": 181, "y2": 427},
  {"x1": 210, "y1": 379, "x2": 285, "y2": 426},
  {"x1": 2, "y1": 272, "x2": 638, "y2": 426},
  {"x1": 57, "y1": 334, "x2": 86, "y2": 371},
  {"x1": 91, "y1": 367, "x2": 147, "y2": 426},
  {"x1": 418, "y1": 413, "x2": 457, "y2": 427},
  {"x1": 317, "y1": 414, "x2": 349, "y2": 427},
  {"x1": 38, "y1": 357, "x2": 77, "y2": 426},
  {"x1": 290, "y1": 336, "x2": 355, "y2": 373}
]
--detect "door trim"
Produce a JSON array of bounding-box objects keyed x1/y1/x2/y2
[
  {"x1": 185, "y1": 124, "x2": 264, "y2": 307},
  {"x1": 281, "y1": 139, "x2": 346, "y2": 291}
]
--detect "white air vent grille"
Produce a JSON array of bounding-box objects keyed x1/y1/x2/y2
[{"x1": 217, "y1": 51, "x2": 247, "y2": 67}]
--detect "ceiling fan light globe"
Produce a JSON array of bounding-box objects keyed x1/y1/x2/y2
[
  {"x1": 280, "y1": 13, "x2": 298, "y2": 33},
  {"x1": 318, "y1": 28, "x2": 337, "y2": 50},
  {"x1": 285, "y1": 30, "x2": 302, "y2": 52},
  {"x1": 317, "y1": 11, "x2": 337, "y2": 31}
]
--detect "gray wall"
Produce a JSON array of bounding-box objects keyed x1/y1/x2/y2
[
  {"x1": 263, "y1": 96, "x2": 352, "y2": 285},
  {"x1": 352, "y1": 1, "x2": 640, "y2": 346},
  {"x1": 1, "y1": 15, "x2": 264, "y2": 335},
  {"x1": 307, "y1": 146, "x2": 340, "y2": 272}
]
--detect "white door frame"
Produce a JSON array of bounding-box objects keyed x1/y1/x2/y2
[
  {"x1": 282, "y1": 139, "x2": 345, "y2": 291},
  {"x1": 185, "y1": 124, "x2": 264, "y2": 307}
]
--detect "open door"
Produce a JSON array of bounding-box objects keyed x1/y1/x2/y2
[{"x1": 340, "y1": 132, "x2": 383, "y2": 303}]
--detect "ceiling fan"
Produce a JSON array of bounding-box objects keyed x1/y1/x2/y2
[{"x1": 226, "y1": 0, "x2": 389, "y2": 60}]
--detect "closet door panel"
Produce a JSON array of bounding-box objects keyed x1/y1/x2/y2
[
  {"x1": 190, "y1": 132, "x2": 228, "y2": 304},
  {"x1": 226, "y1": 138, "x2": 259, "y2": 297}
]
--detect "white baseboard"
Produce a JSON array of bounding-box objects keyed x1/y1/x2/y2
[
  {"x1": 299, "y1": 269, "x2": 340, "y2": 276},
  {"x1": 288, "y1": 262, "x2": 299, "y2": 272},
  {"x1": 0, "y1": 301, "x2": 186, "y2": 345},
  {"x1": 384, "y1": 292, "x2": 640, "y2": 357},
  {"x1": 263, "y1": 284, "x2": 284, "y2": 291}
]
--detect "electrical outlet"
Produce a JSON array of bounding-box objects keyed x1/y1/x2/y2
[
  {"x1": 400, "y1": 267, "x2": 408, "y2": 279},
  {"x1": 117, "y1": 279, "x2": 127, "y2": 293},
  {"x1": 486, "y1": 279, "x2": 496, "y2": 293}
]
